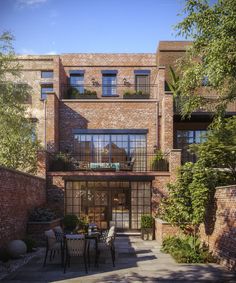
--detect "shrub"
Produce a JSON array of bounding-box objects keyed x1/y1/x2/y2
[
  {"x1": 23, "y1": 236, "x2": 36, "y2": 252},
  {"x1": 63, "y1": 214, "x2": 79, "y2": 232},
  {"x1": 161, "y1": 235, "x2": 215, "y2": 263},
  {"x1": 141, "y1": 215, "x2": 154, "y2": 229},
  {"x1": 29, "y1": 207, "x2": 57, "y2": 222}
]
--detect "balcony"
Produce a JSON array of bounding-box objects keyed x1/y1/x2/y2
[
  {"x1": 60, "y1": 84, "x2": 154, "y2": 99},
  {"x1": 48, "y1": 152, "x2": 169, "y2": 172}
]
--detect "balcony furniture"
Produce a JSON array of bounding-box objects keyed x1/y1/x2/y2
[
  {"x1": 64, "y1": 234, "x2": 88, "y2": 273},
  {"x1": 98, "y1": 226, "x2": 116, "y2": 267},
  {"x1": 43, "y1": 229, "x2": 63, "y2": 267},
  {"x1": 120, "y1": 157, "x2": 135, "y2": 171},
  {"x1": 90, "y1": 162, "x2": 120, "y2": 171}
]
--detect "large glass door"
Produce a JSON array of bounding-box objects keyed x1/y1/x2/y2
[{"x1": 65, "y1": 181, "x2": 151, "y2": 230}]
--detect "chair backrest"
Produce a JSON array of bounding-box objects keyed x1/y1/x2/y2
[
  {"x1": 66, "y1": 234, "x2": 86, "y2": 257},
  {"x1": 106, "y1": 226, "x2": 116, "y2": 245},
  {"x1": 53, "y1": 226, "x2": 64, "y2": 241},
  {"x1": 45, "y1": 229, "x2": 56, "y2": 249}
]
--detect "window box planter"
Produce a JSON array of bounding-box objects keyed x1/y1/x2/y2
[
  {"x1": 123, "y1": 94, "x2": 150, "y2": 99},
  {"x1": 76, "y1": 94, "x2": 98, "y2": 99}
]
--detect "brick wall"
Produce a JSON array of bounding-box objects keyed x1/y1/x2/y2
[
  {"x1": 59, "y1": 100, "x2": 158, "y2": 152},
  {"x1": 199, "y1": 185, "x2": 236, "y2": 270},
  {"x1": 0, "y1": 166, "x2": 46, "y2": 248}
]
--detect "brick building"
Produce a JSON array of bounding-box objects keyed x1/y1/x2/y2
[{"x1": 18, "y1": 41, "x2": 236, "y2": 231}]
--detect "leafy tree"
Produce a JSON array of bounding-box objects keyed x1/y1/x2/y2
[
  {"x1": 175, "y1": 0, "x2": 236, "y2": 117},
  {"x1": 0, "y1": 32, "x2": 40, "y2": 173},
  {"x1": 190, "y1": 116, "x2": 236, "y2": 182}
]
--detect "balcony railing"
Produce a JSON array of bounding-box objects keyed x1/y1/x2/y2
[
  {"x1": 60, "y1": 84, "x2": 156, "y2": 99},
  {"x1": 48, "y1": 152, "x2": 169, "y2": 172}
]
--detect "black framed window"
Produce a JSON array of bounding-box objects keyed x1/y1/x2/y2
[
  {"x1": 176, "y1": 130, "x2": 207, "y2": 163},
  {"x1": 74, "y1": 133, "x2": 147, "y2": 169},
  {"x1": 41, "y1": 84, "x2": 53, "y2": 100},
  {"x1": 70, "y1": 74, "x2": 84, "y2": 94},
  {"x1": 135, "y1": 74, "x2": 150, "y2": 94},
  {"x1": 41, "y1": 71, "x2": 53, "y2": 78},
  {"x1": 102, "y1": 74, "x2": 117, "y2": 96}
]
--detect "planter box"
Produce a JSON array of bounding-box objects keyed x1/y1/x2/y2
[
  {"x1": 141, "y1": 228, "x2": 154, "y2": 240},
  {"x1": 155, "y1": 218, "x2": 182, "y2": 244},
  {"x1": 27, "y1": 218, "x2": 62, "y2": 246},
  {"x1": 123, "y1": 94, "x2": 150, "y2": 99}
]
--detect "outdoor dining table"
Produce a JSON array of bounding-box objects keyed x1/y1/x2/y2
[{"x1": 63, "y1": 232, "x2": 100, "y2": 267}]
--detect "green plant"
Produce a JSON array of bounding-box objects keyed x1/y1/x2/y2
[
  {"x1": 0, "y1": 32, "x2": 40, "y2": 173},
  {"x1": 84, "y1": 89, "x2": 97, "y2": 96},
  {"x1": 23, "y1": 236, "x2": 36, "y2": 252},
  {"x1": 141, "y1": 214, "x2": 154, "y2": 229},
  {"x1": 63, "y1": 214, "x2": 79, "y2": 232},
  {"x1": 67, "y1": 87, "x2": 80, "y2": 98},
  {"x1": 161, "y1": 235, "x2": 215, "y2": 263},
  {"x1": 29, "y1": 207, "x2": 57, "y2": 222},
  {"x1": 151, "y1": 150, "x2": 164, "y2": 170}
]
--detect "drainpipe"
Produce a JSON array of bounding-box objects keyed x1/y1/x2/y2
[
  {"x1": 44, "y1": 99, "x2": 47, "y2": 149},
  {"x1": 155, "y1": 102, "x2": 159, "y2": 150}
]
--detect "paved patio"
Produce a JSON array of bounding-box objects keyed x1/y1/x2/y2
[{"x1": 3, "y1": 236, "x2": 236, "y2": 283}]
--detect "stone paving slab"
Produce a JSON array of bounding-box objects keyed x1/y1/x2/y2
[{"x1": 2, "y1": 236, "x2": 236, "y2": 283}]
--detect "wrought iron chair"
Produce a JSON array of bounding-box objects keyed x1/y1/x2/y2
[
  {"x1": 43, "y1": 229, "x2": 63, "y2": 267},
  {"x1": 98, "y1": 226, "x2": 116, "y2": 266},
  {"x1": 53, "y1": 226, "x2": 64, "y2": 242},
  {"x1": 64, "y1": 234, "x2": 88, "y2": 274}
]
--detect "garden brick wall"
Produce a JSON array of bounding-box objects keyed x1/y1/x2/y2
[
  {"x1": 0, "y1": 166, "x2": 46, "y2": 249},
  {"x1": 199, "y1": 185, "x2": 236, "y2": 270}
]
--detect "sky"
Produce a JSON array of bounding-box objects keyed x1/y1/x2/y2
[{"x1": 0, "y1": 0, "x2": 188, "y2": 55}]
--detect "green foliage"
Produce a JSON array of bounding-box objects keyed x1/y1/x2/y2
[
  {"x1": 141, "y1": 214, "x2": 154, "y2": 229},
  {"x1": 159, "y1": 162, "x2": 219, "y2": 229},
  {"x1": 175, "y1": 0, "x2": 236, "y2": 117},
  {"x1": 63, "y1": 214, "x2": 79, "y2": 231},
  {"x1": 29, "y1": 207, "x2": 57, "y2": 222},
  {"x1": 190, "y1": 116, "x2": 236, "y2": 182},
  {"x1": 161, "y1": 235, "x2": 215, "y2": 263},
  {"x1": 167, "y1": 66, "x2": 181, "y2": 98},
  {"x1": 23, "y1": 236, "x2": 36, "y2": 252},
  {"x1": 0, "y1": 32, "x2": 40, "y2": 173}
]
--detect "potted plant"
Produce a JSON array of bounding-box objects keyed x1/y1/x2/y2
[
  {"x1": 51, "y1": 152, "x2": 70, "y2": 171},
  {"x1": 151, "y1": 150, "x2": 169, "y2": 171},
  {"x1": 141, "y1": 214, "x2": 154, "y2": 240},
  {"x1": 123, "y1": 90, "x2": 150, "y2": 99},
  {"x1": 63, "y1": 214, "x2": 79, "y2": 233}
]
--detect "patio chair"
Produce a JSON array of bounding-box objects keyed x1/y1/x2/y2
[
  {"x1": 64, "y1": 234, "x2": 88, "y2": 274},
  {"x1": 98, "y1": 226, "x2": 116, "y2": 267},
  {"x1": 43, "y1": 229, "x2": 63, "y2": 267},
  {"x1": 53, "y1": 225, "x2": 64, "y2": 242}
]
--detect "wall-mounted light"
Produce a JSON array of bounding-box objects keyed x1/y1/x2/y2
[
  {"x1": 91, "y1": 77, "x2": 99, "y2": 86},
  {"x1": 123, "y1": 78, "x2": 130, "y2": 86}
]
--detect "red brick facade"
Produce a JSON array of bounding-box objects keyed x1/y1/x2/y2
[
  {"x1": 200, "y1": 185, "x2": 236, "y2": 270},
  {"x1": 0, "y1": 166, "x2": 46, "y2": 248}
]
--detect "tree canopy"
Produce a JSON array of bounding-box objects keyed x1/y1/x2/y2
[
  {"x1": 0, "y1": 32, "x2": 40, "y2": 173},
  {"x1": 176, "y1": 0, "x2": 236, "y2": 117}
]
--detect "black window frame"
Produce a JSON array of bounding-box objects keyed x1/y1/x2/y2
[
  {"x1": 41, "y1": 70, "x2": 53, "y2": 79},
  {"x1": 40, "y1": 83, "x2": 53, "y2": 100}
]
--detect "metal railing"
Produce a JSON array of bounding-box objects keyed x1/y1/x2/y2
[
  {"x1": 60, "y1": 84, "x2": 157, "y2": 99},
  {"x1": 48, "y1": 152, "x2": 169, "y2": 172}
]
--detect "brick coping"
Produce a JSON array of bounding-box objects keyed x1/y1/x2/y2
[
  {"x1": 0, "y1": 165, "x2": 45, "y2": 181},
  {"x1": 216, "y1": 184, "x2": 236, "y2": 190}
]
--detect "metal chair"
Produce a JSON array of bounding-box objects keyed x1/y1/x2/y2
[
  {"x1": 64, "y1": 234, "x2": 88, "y2": 274},
  {"x1": 43, "y1": 229, "x2": 63, "y2": 267},
  {"x1": 53, "y1": 226, "x2": 64, "y2": 242},
  {"x1": 98, "y1": 226, "x2": 116, "y2": 266}
]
